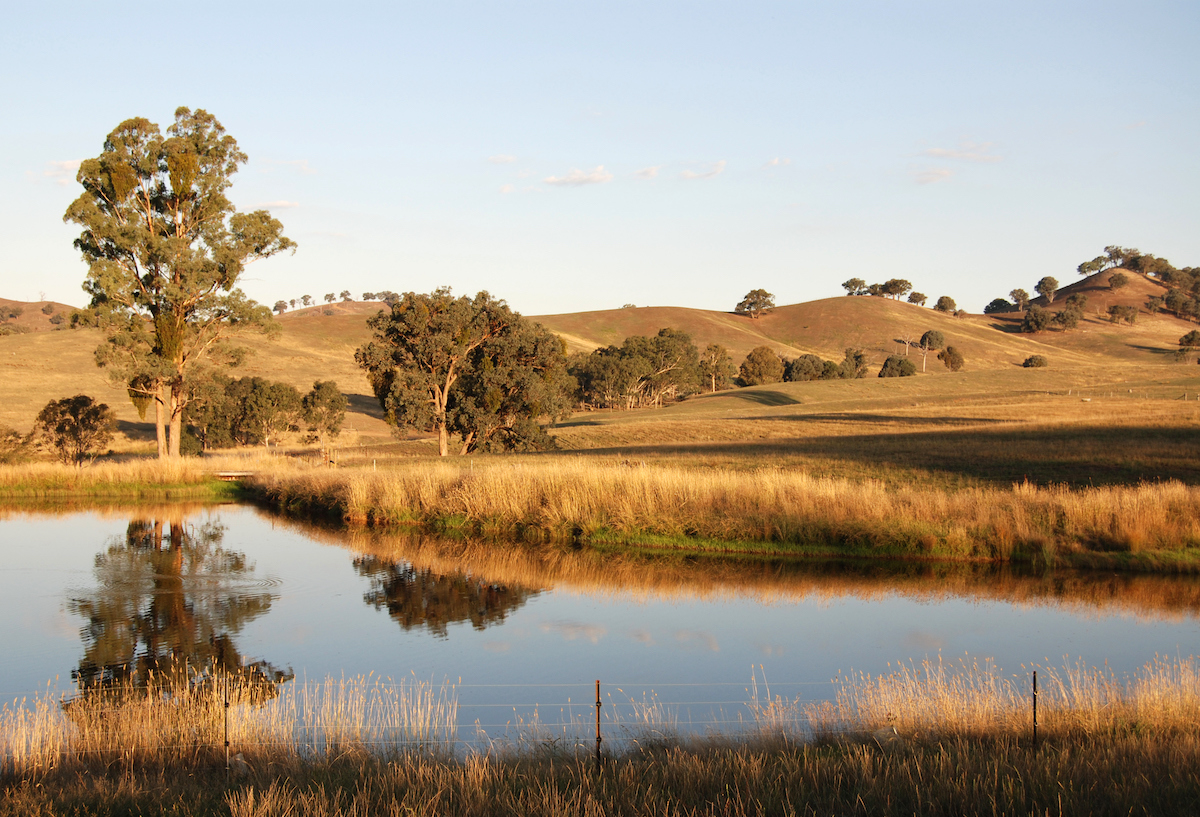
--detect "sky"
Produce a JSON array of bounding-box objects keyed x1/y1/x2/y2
[{"x1": 2, "y1": 1, "x2": 1197, "y2": 316}]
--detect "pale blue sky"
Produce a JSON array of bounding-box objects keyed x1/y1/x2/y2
[{"x1": 2, "y1": 1, "x2": 1196, "y2": 316}]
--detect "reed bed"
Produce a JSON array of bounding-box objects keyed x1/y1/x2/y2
[
  {"x1": 0, "y1": 457, "x2": 279, "y2": 500},
  {"x1": 0, "y1": 674, "x2": 457, "y2": 775},
  {"x1": 248, "y1": 459, "x2": 1200, "y2": 565},
  {"x1": 4, "y1": 657, "x2": 1200, "y2": 816}
]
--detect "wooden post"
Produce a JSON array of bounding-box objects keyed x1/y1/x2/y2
[
  {"x1": 1032, "y1": 670, "x2": 1038, "y2": 750},
  {"x1": 224, "y1": 672, "x2": 231, "y2": 772},
  {"x1": 595, "y1": 680, "x2": 602, "y2": 773}
]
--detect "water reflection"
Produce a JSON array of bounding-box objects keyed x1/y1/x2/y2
[
  {"x1": 68, "y1": 514, "x2": 291, "y2": 697},
  {"x1": 353, "y1": 555, "x2": 540, "y2": 637}
]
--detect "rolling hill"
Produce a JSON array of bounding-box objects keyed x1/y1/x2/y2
[{"x1": 1, "y1": 271, "x2": 1196, "y2": 450}]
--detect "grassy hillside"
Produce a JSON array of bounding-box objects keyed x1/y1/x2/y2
[{"x1": 1, "y1": 285, "x2": 1196, "y2": 455}]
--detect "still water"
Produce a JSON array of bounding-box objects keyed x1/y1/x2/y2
[{"x1": 3, "y1": 504, "x2": 1200, "y2": 737}]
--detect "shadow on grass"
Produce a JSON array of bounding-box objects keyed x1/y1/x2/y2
[
  {"x1": 346, "y1": 392, "x2": 387, "y2": 420},
  {"x1": 116, "y1": 419, "x2": 156, "y2": 441},
  {"x1": 725, "y1": 390, "x2": 802, "y2": 407},
  {"x1": 737, "y1": 413, "x2": 1008, "y2": 428},
  {"x1": 560, "y1": 424, "x2": 1200, "y2": 487}
]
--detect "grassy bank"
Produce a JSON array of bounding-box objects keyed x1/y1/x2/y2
[
  {"x1": 247, "y1": 459, "x2": 1200, "y2": 570},
  {"x1": 0, "y1": 461, "x2": 245, "y2": 502},
  {"x1": 3, "y1": 657, "x2": 1199, "y2": 815}
]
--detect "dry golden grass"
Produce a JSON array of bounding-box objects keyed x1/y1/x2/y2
[
  {"x1": 4, "y1": 657, "x2": 1200, "y2": 816},
  {"x1": 248, "y1": 458, "x2": 1200, "y2": 566}
]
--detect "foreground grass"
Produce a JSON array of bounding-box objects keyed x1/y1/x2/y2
[
  {"x1": 0, "y1": 460, "x2": 248, "y2": 502},
  {"x1": 248, "y1": 459, "x2": 1200, "y2": 569},
  {"x1": 4, "y1": 657, "x2": 1199, "y2": 816}
]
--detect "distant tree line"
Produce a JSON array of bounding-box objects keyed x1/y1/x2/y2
[{"x1": 181, "y1": 376, "x2": 346, "y2": 453}]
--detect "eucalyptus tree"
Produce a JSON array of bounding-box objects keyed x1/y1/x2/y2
[{"x1": 64, "y1": 107, "x2": 295, "y2": 457}]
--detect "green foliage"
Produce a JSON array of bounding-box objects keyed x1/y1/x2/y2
[
  {"x1": 41, "y1": 303, "x2": 55, "y2": 315},
  {"x1": 572, "y1": 328, "x2": 701, "y2": 410},
  {"x1": 273, "y1": 300, "x2": 288, "y2": 314},
  {"x1": 1107, "y1": 305, "x2": 1137, "y2": 325},
  {"x1": 1108, "y1": 272, "x2": 1129, "y2": 291},
  {"x1": 734, "y1": 289, "x2": 775, "y2": 319},
  {"x1": 227, "y1": 377, "x2": 302, "y2": 447},
  {"x1": 919, "y1": 330, "x2": 945, "y2": 351},
  {"x1": 1179, "y1": 331, "x2": 1200, "y2": 349},
  {"x1": 33, "y1": 394, "x2": 115, "y2": 465},
  {"x1": 303, "y1": 381, "x2": 348, "y2": 443},
  {"x1": 842, "y1": 278, "x2": 867, "y2": 296},
  {"x1": 1035, "y1": 276, "x2": 1059, "y2": 303},
  {"x1": 1021, "y1": 305, "x2": 1052, "y2": 333},
  {"x1": 49, "y1": 313, "x2": 65, "y2": 326},
  {"x1": 784, "y1": 353, "x2": 828, "y2": 382},
  {"x1": 340, "y1": 290, "x2": 352, "y2": 302},
  {"x1": 839, "y1": 348, "x2": 870, "y2": 379},
  {"x1": 64, "y1": 107, "x2": 294, "y2": 458},
  {"x1": 1009, "y1": 289, "x2": 1030, "y2": 310},
  {"x1": 882, "y1": 278, "x2": 912, "y2": 299},
  {"x1": 984, "y1": 298, "x2": 1014, "y2": 314},
  {"x1": 907, "y1": 291, "x2": 927, "y2": 306},
  {"x1": 0, "y1": 425, "x2": 32, "y2": 464},
  {"x1": 362, "y1": 292, "x2": 376, "y2": 301},
  {"x1": 1077, "y1": 245, "x2": 1139, "y2": 276},
  {"x1": 739, "y1": 346, "x2": 784, "y2": 385},
  {"x1": 820, "y1": 360, "x2": 843, "y2": 379},
  {"x1": 699, "y1": 344, "x2": 737, "y2": 392},
  {"x1": 357, "y1": 289, "x2": 572, "y2": 455},
  {"x1": 938, "y1": 346, "x2": 965, "y2": 372},
  {"x1": 1023, "y1": 355, "x2": 1048, "y2": 368},
  {"x1": 1053, "y1": 294, "x2": 1087, "y2": 330},
  {"x1": 878, "y1": 355, "x2": 917, "y2": 377},
  {"x1": 934, "y1": 296, "x2": 956, "y2": 313}
]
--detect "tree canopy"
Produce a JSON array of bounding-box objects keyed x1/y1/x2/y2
[
  {"x1": 699, "y1": 343, "x2": 737, "y2": 393},
  {"x1": 356, "y1": 289, "x2": 571, "y2": 456},
  {"x1": 934, "y1": 296, "x2": 957, "y2": 313},
  {"x1": 739, "y1": 346, "x2": 784, "y2": 385},
  {"x1": 1035, "y1": 277, "x2": 1059, "y2": 303},
  {"x1": 572, "y1": 329, "x2": 701, "y2": 409},
  {"x1": 34, "y1": 395, "x2": 116, "y2": 465},
  {"x1": 878, "y1": 355, "x2": 916, "y2": 377},
  {"x1": 735, "y1": 289, "x2": 775, "y2": 319},
  {"x1": 64, "y1": 108, "x2": 295, "y2": 458}
]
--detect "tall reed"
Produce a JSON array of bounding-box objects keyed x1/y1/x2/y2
[{"x1": 248, "y1": 460, "x2": 1200, "y2": 564}]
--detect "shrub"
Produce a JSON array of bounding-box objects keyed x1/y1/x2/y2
[
  {"x1": 984, "y1": 298, "x2": 1014, "y2": 314},
  {"x1": 938, "y1": 346, "x2": 965, "y2": 372},
  {"x1": 934, "y1": 296, "x2": 956, "y2": 313},
  {"x1": 878, "y1": 355, "x2": 917, "y2": 377},
  {"x1": 784, "y1": 354, "x2": 827, "y2": 382},
  {"x1": 839, "y1": 348, "x2": 870, "y2": 379},
  {"x1": 1021, "y1": 305, "x2": 1051, "y2": 333},
  {"x1": 41, "y1": 303, "x2": 55, "y2": 315},
  {"x1": 739, "y1": 346, "x2": 784, "y2": 385},
  {"x1": 1108, "y1": 305, "x2": 1137, "y2": 325},
  {"x1": 33, "y1": 395, "x2": 115, "y2": 465},
  {"x1": 1023, "y1": 355, "x2": 1048, "y2": 368}
]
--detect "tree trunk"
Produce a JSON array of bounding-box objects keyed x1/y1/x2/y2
[
  {"x1": 437, "y1": 421, "x2": 449, "y2": 456},
  {"x1": 155, "y1": 385, "x2": 168, "y2": 458},
  {"x1": 166, "y1": 383, "x2": 183, "y2": 459}
]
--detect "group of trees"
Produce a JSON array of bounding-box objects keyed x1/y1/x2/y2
[
  {"x1": 181, "y1": 377, "x2": 346, "y2": 453},
  {"x1": 356, "y1": 289, "x2": 573, "y2": 456},
  {"x1": 569, "y1": 329, "x2": 703, "y2": 409}
]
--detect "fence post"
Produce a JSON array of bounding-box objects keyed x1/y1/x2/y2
[
  {"x1": 1032, "y1": 670, "x2": 1038, "y2": 750},
  {"x1": 224, "y1": 672, "x2": 231, "y2": 773},
  {"x1": 595, "y1": 679, "x2": 602, "y2": 773}
]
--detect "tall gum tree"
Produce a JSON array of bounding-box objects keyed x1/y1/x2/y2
[{"x1": 64, "y1": 107, "x2": 295, "y2": 457}]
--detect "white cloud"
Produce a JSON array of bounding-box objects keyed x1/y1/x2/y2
[
  {"x1": 541, "y1": 620, "x2": 607, "y2": 643},
  {"x1": 674, "y1": 629, "x2": 719, "y2": 651},
  {"x1": 267, "y1": 159, "x2": 316, "y2": 174},
  {"x1": 681, "y1": 160, "x2": 726, "y2": 180},
  {"x1": 257, "y1": 200, "x2": 300, "y2": 209},
  {"x1": 499, "y1": 184, "x2": 515, "y2": 194},
  {"x1": 1126, "y1": 120, "x2": 1147, "y2": 130},
  {"x1": 764, "y1": 157, "x2": 791, "y2": 167},
  {"x1": 915, "y1": 168, "x2": 953, "y2": 185},
  {"x1": 921, "y1": 141, "x2": 1001, "y2": 163},
  {"x1": 544, "y1": 165, "x2": 614, "y2": 186},
  {"x1": 44, "y1": 159, "x2": 82, "y2": 186},
  {"x1": 488, "y1": 154, "x2": 517, "y2": 164},
  {"x1": 635, "y1": 166, "x2": 661, "y2": 179}
]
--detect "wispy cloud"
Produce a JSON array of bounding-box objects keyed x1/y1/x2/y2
[
  {"x1": 914, "y1": 168, "x2": 953, "y2": 185},
  {"x1": 541, "y1": 621, "x2": 607, "y2": 643},
  {"x1": 681, "y1": 160, "x2": 726, "y2": 180},
  {"x1": 488, "y1": 154, "x2": 517, "y2": 164},
  {"x1": 267, "y1": 159, "x2": 316, "y2": 174},
  {"x1": 544, "y1": 165, "x2": 613, "y2": 187},
  {"x1": 921, "y1": 141, "x2": 1001, "y2": 164},
  {"x1": 674, "y1": 629, "x2": 719, "y2": 651},
  {"x1": 44, "y1": 159, "x2": 81, "y2": 186},
  {"x1": 1126, "y1": 120, "x2": 1147, "y2": 130},
  {"x1": 257, "y1": 200, "x2": 300, "y2": 209},
  {"x1": 499, "y1": 184, "x2": 515, "y2": 194},
  {"x1": 764, "y1": 157, "x2": 791, "y2": 167},
  {"x1": 635, "y1": 166, "x2": 661, "y2": 179}
]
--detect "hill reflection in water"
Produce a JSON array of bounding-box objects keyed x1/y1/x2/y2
[{"x1": 266, "y1": 512, "x2": 1200, "y2": 624}]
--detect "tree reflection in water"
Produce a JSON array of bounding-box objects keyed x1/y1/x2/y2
[
  {"x1": 68, "y1": 515, "x2": 291, "y2": 698},
  {"x1": 353, "y1": 555, "x2": 539, "y2": 637}
]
